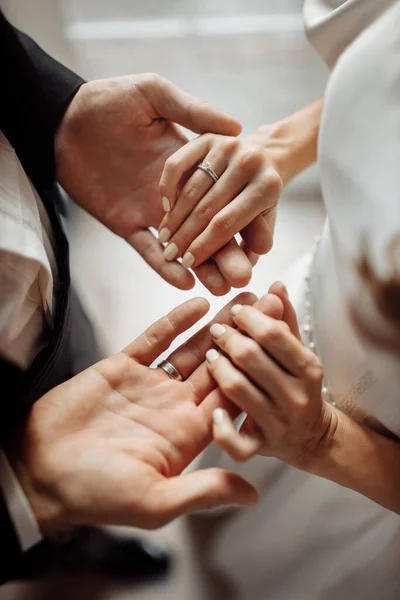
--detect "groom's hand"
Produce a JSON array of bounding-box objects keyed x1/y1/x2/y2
[
  {"x1": 55, "y1": 74, "x2": 243, "y2": 295},
  {"x1": 9, "y1": 293, "x2": 258, "y2": 536}
]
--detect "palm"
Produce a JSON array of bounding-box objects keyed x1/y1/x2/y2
[
  {"x1": 56, "y1": 80, "x2": 188, "y2": 238},
  {"x1": 25, "y1": 354, "x2": 219, "y2": 528}
]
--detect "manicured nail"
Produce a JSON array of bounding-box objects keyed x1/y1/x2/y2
[
  {"x1": 231, "y1": 304, "x2": 243, "y2": 316},
  {"x1": 213, "y1": 408, "x2": 228, "y2": 426},
  {"x1": 163, "y1": 243, "x2": 179, "y2": 261},
  {"x1": 162, "y1": 196, "x2": 170, "y2": 212},
  {"x1": 210, "y1": 323, "x2": 226, "y2": 338},
  {"x1": 206, "y1": 349, "x2": 220, "y2": 363},
  {"x1": 158, "y1": 228, "x2": 171, "y2": 244},
  {"x1": 182, "y1": 252, "x2": 195, "y2": 269}
]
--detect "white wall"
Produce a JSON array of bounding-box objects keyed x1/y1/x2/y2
[{"x1": 1, "y1": 0, "x2": 74, "y2": 68}]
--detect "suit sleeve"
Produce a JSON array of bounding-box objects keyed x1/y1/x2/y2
[{"x1": 0, "y1": 11, "x2": 85, "y2": 187}]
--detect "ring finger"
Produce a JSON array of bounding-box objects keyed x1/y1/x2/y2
[
  {"x1": 159, "y1": 140, "x2": 229, "y2": 241},
  {"x1": 161, "y1": 158, "x2": 255, "y2": 265}
]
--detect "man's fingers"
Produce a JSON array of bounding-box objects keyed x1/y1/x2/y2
[
  {"x1": 143, "y1": 75, "x2": 242, "y2": 136},
  {"x1": 128, "y1": 229, "x2": 195, "y2": 291},
  {"x1": 240, "y1": 215, "x2": 272, "y2": 255},
  {"x1": 122, "y1": 297, "x2": 210, "y2": 365},
  {"x1": 149, "y1": 468, "x2": 258, "y2": 525},
  {"x1": 213, "y1": 240, "x2": 252, "y2": 289},
  {"x1": 193, "y1": 260, "x2": 232, "y2": 296},
  {"x1": 170, "y1": 291, "x2": 257, "y2": 391}
]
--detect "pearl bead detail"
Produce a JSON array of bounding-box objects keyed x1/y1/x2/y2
[{"x1": 303, "y1": 236, "x2": 336, "y2": 407}]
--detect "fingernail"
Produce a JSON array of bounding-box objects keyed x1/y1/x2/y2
[
  {"x1": 279, "y1": 282, "x2": 289, "y2": 297},
  {"x1": 182, "y1": 252, "x2": 195, "y2": 269},
  {"x1": 210, "y1": 323, "x2": 226, "y2": 338},
  {"x1": 213, "y1": 408, "x2": 228, "y2": 425},
  {"x1": 162, "y1": 196, "x2": 170, "y2": 212},
  {"x1": 164, "y1": 243, "x2": 179, "y2": 262},
  {"x1": 231, "y1": 304, "x2": 243, "y2": 316},
  {"x1": 158, "y1": 228, "x2": 171, "y2": 244},
  {"x1": 206, "y1": 349, "x2": 220, "y2": 363}
]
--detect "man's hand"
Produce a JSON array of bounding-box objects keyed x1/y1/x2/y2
[
  {"x1": 55, "y1": 74, "x2": 245, "y2": 295},
  {"x1": 9, "y1": 294, "x2": 259, "y2": 535}
]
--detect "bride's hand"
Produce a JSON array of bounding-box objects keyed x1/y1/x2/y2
[
  {"x1": 205, "y1": 282, "x2": 337, "y2": 468},
  {"x1": 157, "y1": 133, "x2": 282, "y2": 289}
]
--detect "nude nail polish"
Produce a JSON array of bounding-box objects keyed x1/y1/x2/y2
[
  {"x1": 231, "y1": 304, "x2": 243, "y2": 316},
  {"x1": 158, "y1": 228, "x2": 171, "y2": 244},
  {"x1": 213, "y1": 408, "x2": 227, "y2": 425},
  {"x1": 162, "y1": 196, "x2": 170, "y2": 212},
  {"x1": 182, "y1": 252, "x2": 195, "y2": 269},
  {"x1": 210, "y1": 324, "x2": 226, "y2": 338},
  {"x1": 163, "y1": 243, "x2": 179, "y2": 262},
  {"x1": 206, "y1": 349, "x2": 220, "y2": 363}
]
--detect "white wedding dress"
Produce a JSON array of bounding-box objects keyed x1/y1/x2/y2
[{"x1": 201, "y1": 2, "x2": 400, "y2": 598}]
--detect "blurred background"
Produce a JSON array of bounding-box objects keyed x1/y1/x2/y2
[{"x1": 1, "y1": 1, "x2": 328, "y2": 599}]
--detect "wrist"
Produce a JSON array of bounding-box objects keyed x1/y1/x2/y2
[
  {"x1": 247, "y1": 98, "x2": 323, "y2": 186},
  {"x1": 247, "y1": 122, "x2": 299, "y2": 186},
  {"x1": 299, "y1": 403, "x2": 343, "y2": 476},
  {"x1": 5, "y1": 432, "x2": 70, "y2": 538}
]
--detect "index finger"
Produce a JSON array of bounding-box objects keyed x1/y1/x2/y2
[{"x1": 168, "y1": 292, "x2": 257, "y2": 388}]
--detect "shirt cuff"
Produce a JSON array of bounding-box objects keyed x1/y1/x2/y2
[{"x1": 0, "y1": 447, "x2": 42, "y2": 551}]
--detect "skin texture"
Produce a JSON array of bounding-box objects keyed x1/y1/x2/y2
[
  {"x1": 54, "y1": 74, "x2": 261, "y2": 296},
  {"x1": 208, "y1": 283, "x2": 400, "y2": 515},
  {"x1": 8, "y1": 291, "x2": 287, "y2": 535},
  {"x1": 158, "y1": 98, "x2": 323, "y2": 277}
]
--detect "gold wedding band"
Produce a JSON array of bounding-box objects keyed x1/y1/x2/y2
[{"x1": 157, "y1": 359, "x2": 184, "y2": 381}]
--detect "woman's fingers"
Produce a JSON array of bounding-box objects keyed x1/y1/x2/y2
[
  {"x1": 208, "y1": 324, "x2": 295, "y2": 405},
  {"x1": 179, "y1": 180, "x2": 278, "y2": 269},
  {"x1": 161, "y1": 150, "x2": 257, "y2": 265},
  {"x1": 122, "y1": 297, "x2": 210, "y2": 366},
  {"x1": 171, "y1": 291, "x2": 257, "y2": 394},
  {"x1": 212, "y1": 408, "x2": 263, "y2": 462},
  {"x1": 231, "y1": 305, "x2": 322, "y2": 381},
  {"x1": 205, "y1": 348, "x2": 271, "y2": 424},
  {"x1": 159, "y1": 134, "x2": 227, "y2": 214},
  {"x1": 268, "y1": 281, "x2": 302, "y2": 341}
]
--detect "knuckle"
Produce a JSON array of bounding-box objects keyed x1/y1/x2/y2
[
  {"x1": 211, "y1": 212, "x2": 235, "y2": 234},
  {"x1": 195, "y1": 201, "x2": 215, "y2": 222},
  {"x1": 267, "y1": 170, "x2": 283, "y2": 197},
  {"x1": 139, "y1": 72, "x2": 162, "y2": 88},
  {"x1": 223, "y1": 374, "x2": 245, "y2": 397},
  {"x1": 238, "y1": 148, "x2": 262, "y2": 171},
  {"x1": 222, "y1": 136, "x2": 240, "y2": 153},
  {"x1": 164, "y1": 155, "x2": 179, "y2": 175},
  {"x1": 231, "y1": 339, "x2": 259, "y2": 365},
  {"x1": 261, "y1": 322, "x2": 286, "y2": 344},
  {"x1": 307, "y1": 362, "x2": 324, "y2": 384}
]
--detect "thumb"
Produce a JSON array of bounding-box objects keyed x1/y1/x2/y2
[
  {"x1": 150, "y1": 469, "x2": 259, "y2": 524},
  {"x1": 141, "y1": 75, "x2": 242, "y2": 136}
]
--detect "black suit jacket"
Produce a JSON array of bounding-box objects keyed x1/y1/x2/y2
[{"x1": 0, "y1": 11, "x2": 84, "y2": 583}]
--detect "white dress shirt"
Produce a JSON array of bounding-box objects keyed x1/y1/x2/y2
[{"x1": 0, "y1": 130, "x2": 57, "y2": 550}]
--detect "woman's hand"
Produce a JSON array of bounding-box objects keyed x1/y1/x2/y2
[
  {"x1": 157, "y1": 133, "x2": 283, "y2": 288},
  {"x1": 205, "y1": 282, "x2": 338, "y2": 468}
]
